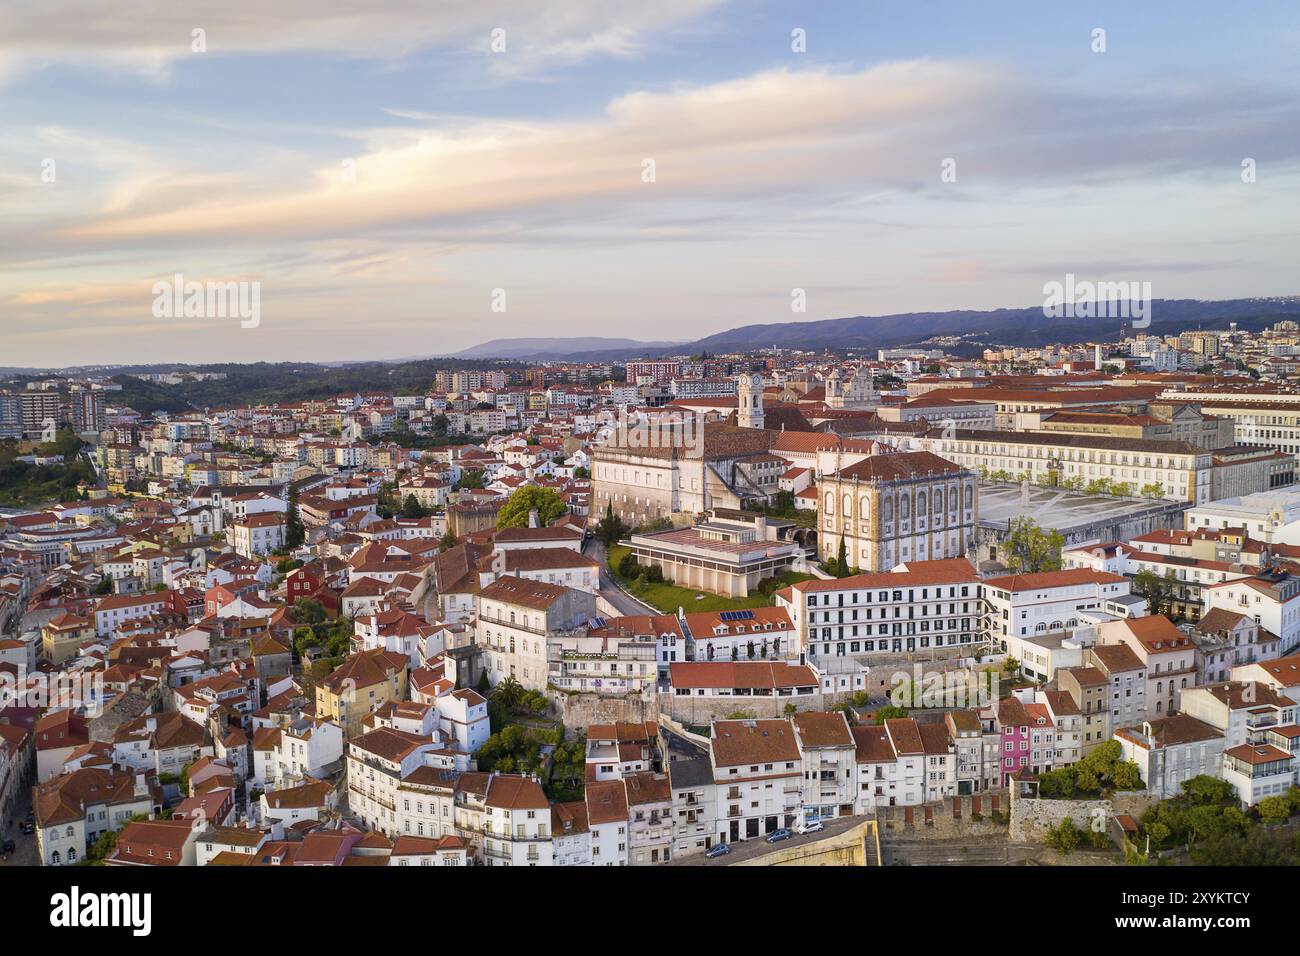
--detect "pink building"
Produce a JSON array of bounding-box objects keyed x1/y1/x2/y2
[{"x1": 997, "y1": 697, "x2": 1031, "y2": 784}]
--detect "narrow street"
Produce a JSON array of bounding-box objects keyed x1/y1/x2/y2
[
  {"x1": 0, "y1": 786, "x2": 39, "y2": 868},
  {"x1": 585, "y1": 539, "x2": 658, "y2": 617}
]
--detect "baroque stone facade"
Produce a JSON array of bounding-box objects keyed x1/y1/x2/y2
[{"x1": 818, "y1": 451, "x2": 977, "y2": 572}]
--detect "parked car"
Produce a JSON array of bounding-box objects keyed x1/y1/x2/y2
[
  {"x1": 795, "y1": 821, "x2": 825, "y2": 836},
  {"x1": 705, "y1": 843, "x2": 731, "y2": 859},
  {"x1": 19, "y1": 822, "x2": 34, "y2": 835},
  {"x1": 766, "y1": 828, "x2": 794, "y2": 844}
]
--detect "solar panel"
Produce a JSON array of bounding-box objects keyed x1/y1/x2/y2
[{"x1": 719, "y1": 609, "x2": 755, "y2": 622}]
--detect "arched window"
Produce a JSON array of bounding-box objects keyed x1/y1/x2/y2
[
  {"x1": 51, "y1": 851, "x2": 61, "y2": 865},
  {"x1": 964, "y1": 485, "x2": 974, "y2": 510},
  {"x1": 917, "y1": 492, "x2": 927, "y2": 515},
  {"x1": 842, "y1": 493, "x2": 852, "y2": 518},
  {"x1": 859, "y1": 497, "x2": 871, "y2": 522},
  {"x1": 900, "y1": 496, "x2": 911, "y2": 519},
  {"x1": 824, "y1": 493, "x2": 834, "y2": 515},
  {"x1": 883, "y1": 498, "x2": 892, "y2": 522},
  {"x1": 935, "y1": 489, "x2": 944, "y2": 514}
]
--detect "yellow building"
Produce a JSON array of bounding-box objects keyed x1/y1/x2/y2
[
  {"x1": 42, "y1": 611, "x2": 95, "y2": 664},
  {"x1": 315, "y1": 648, "x2": 410, "y2": 737}
]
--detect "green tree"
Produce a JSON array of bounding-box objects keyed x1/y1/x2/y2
[
  {"x1": 1257, "y1": 795, "x2": 1291, "y2": 825},
  {"x1": 292, "y1": 597, "x2": 327, "y2": 625},
  {"x1": 376, "y1": 480, "x2": 399, "y2": 519},
  {"x1": 1132, "y1": 568, "x2": 1169, "y2": 615},
  {"x1": 1182, "y1": 774, "x2": 1235, "y2": 806},
  {"x1": 285, "y1": 487, "x2": 306, "y2": 547},
  {"x1": 438, "y1": 528, "x2": 459, "y2": 552},
  {"x1": 1045, "y1": 817, "x2": 1083, "y2": 855},
  {"x1": 493, "y1": 676, "x2": 525, "y2": 711},
  {"x1": 835, "y1": 536, "x2": 850, "y2": 578},
  {"x1": 595, "y1": 503, "x2": 629, "y2": 547},
  {"x1": 293, "y1": 625, "x2": 320, "y2": 658},
  {"x1": 496, "y1": 485, "x2": 567, "y2": 529},
  {"x1": 456, "y1": 469, "x2": 486, "y2": 490},
  {"x1": 1037, "y1": 768, "x2": 1078, "y2": 800},
  {"x1": 1004, "y1": 516, "x2": 1064, "y2": 573},
  {"x1": 873, "y1": 705, "x2": 909, "y2": 724},
  {"x1": 401, "y1": 493, "x2": 428, "y2": 518}
]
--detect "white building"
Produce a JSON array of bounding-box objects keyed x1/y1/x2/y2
[
  {"x1": 1204, "y1": 573, "x2": 1300, "y2": 654},
  {"x1": 1186, "y1": 487, "x2": 1300, "y2": 544},
  {"x1": 454, "y1": 772, "x2": 553, "y2": 866},
  {"x1": 229, "y1": 512, "x2": 286, "y2": 558},
  {"x1": 34, "y1": 767, "x2": 155, "y2": 866},
  {"x1": 984, "y1": 568, "x2": 1135, "y2": 654},
  {"x1": 792, "y1": 711, "x2": 857, "y2": 823},
  {"x1": 778, "y1": 557, "x2": 981, "y2": 663},
  {"x1": 346, "y1": 705, "x2": 462, "y2": 842},
  {"x1": 1115, "y1": 714, "x2": 1225, "y2": 799},
  {"x1": 710, "y1": 718, "x2": 802, "y2": 844},
  {"x1": 251, "y1": 717, "x2": 343, "y2": 791},
  {"x1": 475, "y1": 576, "x2": 595, "y2": 691}
]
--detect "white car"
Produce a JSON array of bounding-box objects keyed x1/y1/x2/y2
[{"x1": 795, "y1": 821, "x2": 825, "y2": 835}]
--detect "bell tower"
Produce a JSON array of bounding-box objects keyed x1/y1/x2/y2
[{"x1": 737, "y1": 372, "x2": 765, "y2": 429}]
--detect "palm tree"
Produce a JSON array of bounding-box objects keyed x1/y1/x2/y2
[{"x1": 493, "y1": 675, "x2": 525, "y2": 711}]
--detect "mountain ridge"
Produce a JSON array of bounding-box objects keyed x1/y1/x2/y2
[{"x1": 451, "y1": 297, "x2": 1300, "y2": 361}]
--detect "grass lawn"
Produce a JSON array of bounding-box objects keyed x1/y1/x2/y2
[{"x1": 607, "y1": 544, "x2": 815, "y2": 614}]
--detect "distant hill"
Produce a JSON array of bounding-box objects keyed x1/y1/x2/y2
[
  {"x1": 452, "y1": 297, "x2": 1300, "y2": 361},
  {"x1": 682, "y1": 298, "x2": 1300, "y2": 355},
  {"x1": 450, "y1": 337, "x2": 683, "y2": 360}
]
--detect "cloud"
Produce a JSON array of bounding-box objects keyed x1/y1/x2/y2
[
  {"x1": 0, "y1": 0, "x2": 727, "y2": 80},
  {"x1": 3, "y1": 45, "x2": 1300, "y2": 366},
  {"x1": 33, "y1": 59, "x2": 1299, "y2": 255}
]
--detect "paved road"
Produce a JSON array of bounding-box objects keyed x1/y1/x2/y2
[
  {"x1": 0, "y1": 786, "x2": 39, "y2": 867},
  {"x1": 585, "y1": 540, "x2": 658, "y2": 617},
  {"x1": 667, "y1": 814, "x2": 867, "y2": 866}
]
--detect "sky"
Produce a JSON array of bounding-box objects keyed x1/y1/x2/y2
[{"x1": 1, "y1": 0, "x2": 1299, "y2": 367}]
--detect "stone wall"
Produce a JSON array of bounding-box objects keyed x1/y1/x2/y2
[
  {"x1": 1009, "y1": 796, "x2": 1111, "y2": 843},
  {"x1": 1008, "y1": 791, "x2": 1152, "y2": 843},
  {"x1": 559, "y1": 692, "x2": 655, "y2": 731},
  {"x1": 731, "y1": 820, "x2": 880, "y2": 867},
  {"x1": 876, "y1": 792, "x2": 1010, "y2": 839}
]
